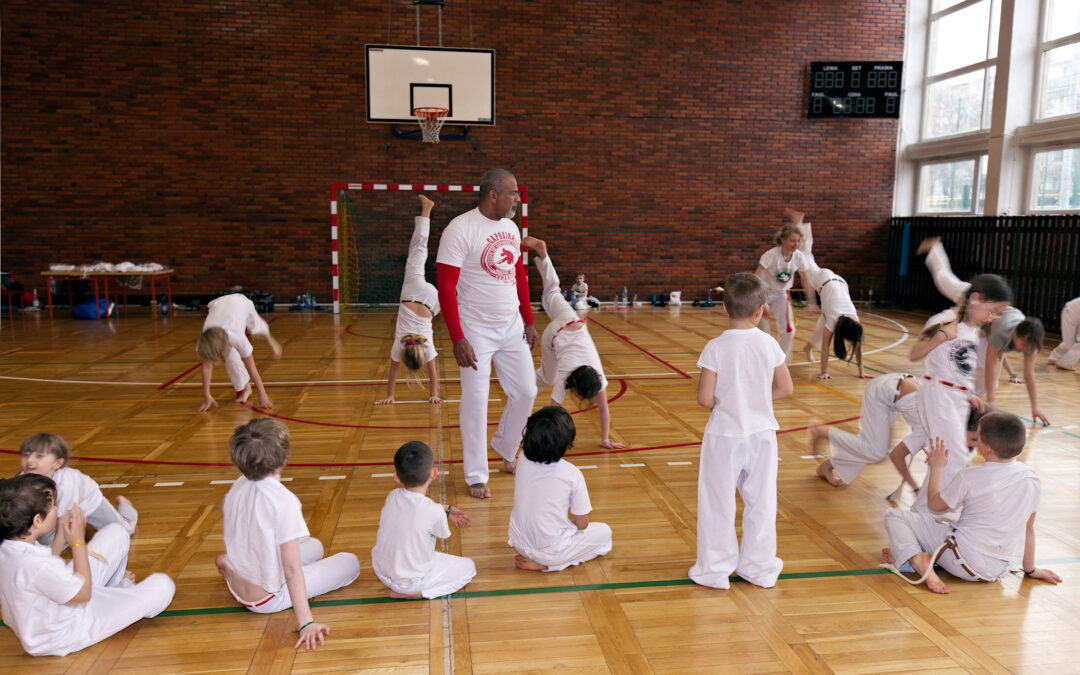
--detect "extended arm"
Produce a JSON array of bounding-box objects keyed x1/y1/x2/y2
[
  {"x1": 62, "y1": 504, "x2": 92, "y2": 605},
  {"x1": 376, "y1": 360, "x2": 400, "y2": 405},
  {"x1": 597, "y1": 388, "x2": 625, "y2": 449},
  {"x1": 984, "y1": 342, "x2": 1004, "y2": 407},
  {"x1": 515, "y1": 258, "x2": 537, "y2": 350},
  {"x1": 773, "y1": 363, "x2": 794, "y2": 399},
  {"x1": 198, "y1": 361, "x2": 218, "y2": 412},
  {"x1": 909, "y1": 325, "x2": 952, "y2": 362},
  {"x1": 427, "y1": 359, "x2": 441, "y2": 404},
  {"x1": 925, "y1": 438, "x2": 951, "y2": 513},
  {"x1": 1023, "y1": 354, "x2": 1049, "y2": 425},
  {"x1": 817, "y1": 327, "x2": 833, "y2": 379},
  {"x1": 855, "y1": 341, "x2": 870, "y2": 378},
  {"x1": 281, "y1": 539, "x2": 330, "y2": 650},
  {"x1": 1022, "y1": 513, "x2": 1061, "y2": 583},
  {"x1": 888, "y1": 441, "x2": 921, "y2": 491}
]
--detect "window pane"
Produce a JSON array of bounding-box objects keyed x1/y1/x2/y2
[
  {"x1": 1032, "y1": 147, "x2": 1080, "y2": 211},
  {"x1": 1046, "y1": 0, "x2": 1080, "y2": 41},
  {"x1": 929, "y1": 1, "x2": 991, "y2": 75},
  {"x1": 920, "y1": 160, "x2": 976, "y2": 212},
  {"x1": 977, "y1": 155, "x2": 988, "y2": 214},
  {"x1": 925, "y1": 69, "x2": 986, "y2": 138},
  {"x1": 1040, "y1": 42, "x2": 1080, "y2": 118},
  {"x1": 982, "y1": 65, "x2": 996, "y2": 129},
  {"x1": 932, "y1": 0, "x2": 967, "y2": 12}
]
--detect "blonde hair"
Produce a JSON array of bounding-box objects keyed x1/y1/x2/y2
[
  {"x1": 196, "y1": 327, "x2": 229, "y2": 363},
  {"x1": 773, "y1": 223, "x2": 804, "y2": 246},
  {"x1": 400, "y1": 334, "x2": 428, "y2": 374}
]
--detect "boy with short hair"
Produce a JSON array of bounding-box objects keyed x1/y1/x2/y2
[
  {"x1": 882, "y1": 411, "x2": 1062, "y2": 594},
  {"x1": 215, "y1": 419, "x2": 360, "y2": 651},
  {"x1": 690, "y1": 272, "x2": 793, "y2": 589},
  {"x1": 196, "y1": 293, "x2": 283, "y2": 412},
  {"x1": 371, "y1": 441, "x2": 475, "y2": 598}
]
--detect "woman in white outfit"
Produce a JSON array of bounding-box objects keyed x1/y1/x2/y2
[{"x1": 754, "y1": 211, "x2": 813, "y2": 361}]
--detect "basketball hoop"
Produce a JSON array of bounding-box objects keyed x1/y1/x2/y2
[{"x1": 414, "y1": 107, "x2": 449, "y2": 143}]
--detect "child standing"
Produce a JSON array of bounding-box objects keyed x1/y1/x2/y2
[
  {"x1": 18, "y1": 433, "x2": 137, "y2": 549},
  {"x1": 371, "y1": 441, "x2": 475, "y2": 598},
  {"x1": 754, "y1": 218, "x2": 813, "y2": 362},
  {"x1": 215, "y1": 419, "x2": 360, "y2": 651},
  {"x1": 0, "y1": 474, "x2": 174, "y2": 656},
  {"x1": 690, "y1": 272, "x2": 793, "y2": 589},
  {"x1": 376, "y1": 195, "x2": 443, "y2": 405},
  {"x1": 508, "y1": 406, "x2": 612, "y2": 572},
  {"x1": 882, "y1": 412, "x2": 1062, "y2": 593},
  {"x1": 196, "y1": 293, "x2": 283, "y2": 412}
]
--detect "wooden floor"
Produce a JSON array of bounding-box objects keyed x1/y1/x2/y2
[{"x1": 0, "y1": 304, "x2": 1078, "y2": 674}]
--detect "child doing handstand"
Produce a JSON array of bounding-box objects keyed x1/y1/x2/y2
[
  {"x1": 196, "y1": 293, "x2": 283, "y2": 412},
  {"x1": 800, "y1": 260, "x2": 868, "y2": 380},
  {"x1": 376, "y1": 195, "x2": 442, "y2": 405},
  {"x1": 372, "y1": 441, "x2": 475, "y2": 598},
  {"x1": 215, "y1": 418, "x2": 360, "y2": 651},
  {"x1": 0, "y1": 474, "x2": 174, "y2": 656},
  {"x1": 508, "y1": 406, "x2": 612, "y2": 572}
]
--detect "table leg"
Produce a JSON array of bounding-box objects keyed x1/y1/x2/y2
[
  {"x1": 166, "y1": 275, "x2": 172, "y2": 316},
  {"x1": 92, "y1": 277, "x2": 100, "y2": 321}
]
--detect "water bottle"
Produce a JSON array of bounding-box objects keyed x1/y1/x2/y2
[
  {"x1": 867, "y1": 287, "x2": 874, "y2": 307},
  {"x1": 32, "y1": 289, "x2": 40, "y2": 309},
  {"x1": 49, "y1": 278, "x2": 57, "y2": 295}
]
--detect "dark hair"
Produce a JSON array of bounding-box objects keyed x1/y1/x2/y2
[
  {"x1": 522, "y1": 406, "x2": 576, "y2": 464},
  {"x1": 966, "y1": 407, "x2": 986, "y2": 432},
  {"x1": 0, "y1": 474, "x2": 56, "y2": 543},
  {"x1": 565, "y1": 365, "x2": 602, "y2": 403},
  {"x1": 724, "y1": 272, "x2": 769, "y2": 320},
  {"x1": 394, "y1": 441, "x2": 434, "y2": 487},
  {"x1": 832, "y1": 316, "x2": 863, "y2": 362},
  {"x1": 1014, "y1": 317, "x2": 1044, "y2": 354},
  {"x1": 977, "y1": 411, "x2": 1026, "y2": 459},
  {"x1": 19, "y1": 433, "x2": 70, "y2": 467},
  {"x1": 229, "y1": 418, "x2": 290, "y2": 480},
  {"x1": 958, "y1": 274, "x2": 1013, "y2": 322}
]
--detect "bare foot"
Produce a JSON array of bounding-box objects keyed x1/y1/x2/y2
[
  {"x1": 468, "y1": 483, "x2": 491, "y2": 499},
  {"x1": 267, "y1": 336, "x2": 283, "y2": 360},
  {"x1": 116, "y1": 495, "x2": 132, "y2": 506},
  {"x1": 124, "y1": 570, "x2": 136, "y2": 584},
  {"x1": 521, "y1": 236, "x2": 547, "y2": 259},
  {"x1": 503, "y1": 458, "x2": 517, "y2": 475},
  {"x1": 236, "y1": 382, "x2": 253, "y2": 403},
  {"x1": 910, "y1": 552, "x2": 950, "y2": 594},
  {"x1": 803, "y1": 344, "x2": 814, "y2": 362},
  {"x1": 1054, "y1": 364, "x2": 1075, "y2": 372},
  {"x1": 916, "y1": 236, "x2": 940, "y2": 256},
  {"x1": 387, "y1": 588, "x2": 423, "y2": 599},
  {"x1": 515, "y1": 554, "x2": 548, "y2": 572},
  {"x1": 806, "y1": 417, "x2": 827, "y2": 447},
  {"x1": 881, "y1": 548, "x2": 896, "y2": 565},
  {"x1": 816, "y1": 460, "x2": 843, "y2": 486},
  {"x1": 417, "y1": 193, "x2": 434, "y2": 211}
]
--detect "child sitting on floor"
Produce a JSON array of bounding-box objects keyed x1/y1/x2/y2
[{"x1": 372, "y1": 441, "x2": 475, "y2": 598}]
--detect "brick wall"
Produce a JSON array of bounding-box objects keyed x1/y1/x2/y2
[{"x1": 1, "y1": 1, "x2": 904, "y2": 305}]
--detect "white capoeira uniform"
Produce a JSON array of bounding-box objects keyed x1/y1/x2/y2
[
  {"x1": 372, "y1": 488, "x2": 476, "y2": 598},
  {"x1": 221, "y1": 476, "x2": 360, "y2": 613},
  {"x1": 508, "y1": 457, "x2": 612, "y2": 571},
  {"x1": 0, "y1": 524, "x2": 175, "y2": 656},
  {"x1": 827, "y1": 373, "x2": 924, "y2": 484},
  {"x1": 1049, "y1": 297, "x2": 1080, "y2": 370},
  {"x1": 390, "y1": 216, "x2": 439, "y2": 366},
  {"x1": 532, "y1": 253, "x2": 607, "y2": 403},
  {"x1": 802, "y1": 262, "x2": 859, "y2": 351},
  {"x1": 756, "y1": 224, "x2": 813, "y2": 361},
  {"x1": 200, "y1": 294, "x2": 270, "y2": 393},
  {"x1": 437, "y1": 208, "x2": 538, "y2": 487},
  {"x1": 690, "y1": 328, "x2": 786, "y2": 589},
  {"x1": 37, "y1": 466, "x2": 138, "y2": 548},
  {"x1": 885, "y1": 460, "x2": 1039, "y2": 581}
]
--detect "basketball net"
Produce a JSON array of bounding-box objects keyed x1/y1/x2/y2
[{"x1": 414, "y1": 107, "x2": 449, "y2": 144}]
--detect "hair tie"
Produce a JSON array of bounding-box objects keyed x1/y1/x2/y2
[{"x1": 405, "y1": 339, "x2": 418, "y2": 345}]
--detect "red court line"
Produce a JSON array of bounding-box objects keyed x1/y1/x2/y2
[
  {"x1": 586, "y1": 317, "x2": 692, "y2": 379},
  {"x1": 0, "y1": 412, "x2": 861, "y2": 468},
  {"x1": 158, "y1": 363, "x2": 201, "y2": 390}
]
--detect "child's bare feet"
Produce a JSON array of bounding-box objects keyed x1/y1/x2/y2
[
  {"x1": 803, "y1": 344, "x2": 814, "y2": 362},
  {"x1": 267, "y1": 335, "x2": 283, "y2": 360},
  {"x1": 910, "y1": 552, "x2": 950, "y2": 594},
  {"x1": 116, "y1": 495, "x2": 132, "y2": 506},
  {"x1": 417, "y1": 194, "x2": 435, "y2": 211},
  {"x1": 514, "y1": 554, "x2": 548, "y2": 572},
  {"x1": 503, "y1": 458, "x2": 517, "y2": 475},
  {"x1": 521, "y1": 236, "x2": 547, "y2": 259},
  {"x1": 806, "y1": 417, "x2": 827, "y2": 447},
  {"x1": 468, "y1": 483, "x2": 491, "y2": 499},
  {"x1": 236, "y1": 382, "x2": 253, "y2": 403},
  {"x1": 124, "y1": 570, "x2": 136, "y2": 584},
  {"x1": 387, "y1": 588, "x2": 423, "y2": 599},
  {"x1": 916, "y1": 236, "x2": 940, "y2": 256},
  {"x1": 881, "y1": 548, "x2": 896, "y2": 565},
  {"x1": 816, "y1": 460, "x2": 843, "y2": 486}
]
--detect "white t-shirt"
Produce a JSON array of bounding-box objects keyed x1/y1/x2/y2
[
  {"x1": 371, "y1": 488, "x2": 450, "y2": 587},
  {"x1": 810, "y1": 269, "x2": 858, "y2": 332},
  {"x1": 758, "y1": 247, "x2": 810, "y2": 293},
  {"x1": 435, "y1": 208, "x2": 522, "y2": 327},
  {"x1": 925, "y1": 320, "x2": 980, "y2": 388},
  {"x1": 550, "y1": 326, "x2": 608, "y2": 404},
  {"x1": 0, "y1": 539, "x2": 87, "y2": 656},
  {"x1": 571, "y1": 281, "x2": 588, "y2": 298},
  {"x1": 222, "y1": 476, "x2": 310, "y2": 593},
  {"x1": 940, "y1": 461, "x2": 1040, "y2": 561},
  {"x1": 698, "y1": 328, "x2": 786, "y2": 437},
  {"x1": 508, "y1": 458, "x2": 592, "y2": 556},
  {"x1": 202, "y1": 294, "x2": 256, "y2": 358},
  {"x1": 52, "y1": 466, "x2": 105, "y2": 516},
  {"x1": 390, "y1": 305, "x2": 438, "y2": 364}
]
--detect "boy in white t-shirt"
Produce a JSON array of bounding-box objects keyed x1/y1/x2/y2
[
  {"x1": 509, "y1": 406, "x2": 612, "y2": 572},
  {"x1": 569, "y1": 273, "x2": 588, "y2": 309},
  {"x1": 882, "y1": 412, "x2": 1062, "y2": 593},
  {"x1": 690, "y1": 272, "x2": 793, "y2": 590},
  {"x1": 196, "y1": 293, "x2": 283, "y2": 412},
  {"x1": 0, "y1": 474, "x2": 174, "y2": 656},
  {"x1": 215, "y1": 419, "x2": 360, "y2": 651},
  {"x1": 372, "y1": 441, "x2": 475, "y2": 598}
]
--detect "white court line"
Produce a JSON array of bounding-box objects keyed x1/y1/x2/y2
[
  {"x1": 154, "y1": 481, "x2": 184, "y2": 487},
  {"x1": 280, "y1": 477, "x2": 293, "y2": 482},
  {"x1": 318, "y1": 475, "x2": 347, "y2": 480},
  {"x1": 371, "y1": 473, "x2": 394, "y2": 478},
  {"x1": 667, "y1": 461, "x2": 692, "y2": 466},
  {"x1": 799, "y1": 455, "x2": 825, "y2": 460},
  {"x1": 209, "y1": 479, "x2": 236, "y2": 485},
  {"x1": 621, "y1": 463, "x2": 645, "y2": 468},
  {"x1": 99, "y1": 483, "x2": 128, "y2": 489},
  {"x1": 577, "y1": 465, "x2": 598, "y2": 470}
]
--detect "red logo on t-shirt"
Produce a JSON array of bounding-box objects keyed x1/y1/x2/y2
[{"x1": 480, "y1": 232, "x2": 519, "y2": 283}]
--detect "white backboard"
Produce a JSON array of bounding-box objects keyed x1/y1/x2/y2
[{"x1": 366, "y1": 45, "x2": 495, "y2": 125}]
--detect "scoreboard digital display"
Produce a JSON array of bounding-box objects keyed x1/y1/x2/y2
[{"x1": 807, "y1": 61, "x2": 903, "y2": 119}]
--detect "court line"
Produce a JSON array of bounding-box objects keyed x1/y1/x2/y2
[
  {"x1": 158, "y1": 363, "x2": 201, "y2": 390},
  {"x1": 587, "y1": 317, "x2": 692, "y2": 379}
]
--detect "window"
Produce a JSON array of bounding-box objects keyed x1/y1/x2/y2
[
  {"x1": 1031, "y1": 146, "x2": 1080, "y2": 211},
  {"x1": 1038, "y1": 0, "x2": 1080, "y2": 120},
  {"x1": 922, "y1": 0, "x2": 998, "y2": 139},
  {"x1": 919, "y1": 158, "x2": 983, "y2": 212}
]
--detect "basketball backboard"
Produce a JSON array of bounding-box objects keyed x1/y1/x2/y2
[{"x1": 365, "y1": 45, "x2": 495, "y2": 125}]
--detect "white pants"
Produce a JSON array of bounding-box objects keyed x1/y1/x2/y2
[
  {"x1": 377, "y1": 552, "x2": 477, "y2": 598},
  {"x1": 910, "y1": 383, "x2": 971, "y2": 519},
  {"x1": 534, "y1": 254, "x2": 580, "y2": 392},
  {"x1": 458, "y1": 314, "x2": 539, "y2": 486},
  {"x1": 883, "y1": 508, "x2": 1006, "y2": 581},
  {"x1": 828, "y1": 374, "x2": 906, "y2": 484},
  {"x1": 1049, "y1": 297, "x2": 1080, "y2": 370},
  {"x1": 758, "y1": 291, "x2": 796, "y2": 361},
  {"x1": 689, "y1": 430, "x2": 782, "y2": 589},
  {"x1": 224, "y1": 310, "x2": 271, "y2": 393},
  {"x1": 238, "y1": 537, "x2": 361, "y2": 614},
  {"x1": 925, "y1": 240, "x2": 971, "y2": 306},
  {"x1": 39, "y1": 498, "x2": 138, "y2": 549},
  {"x1": 512, "y1": 522, "x2": 613, "y2": 572},
  {"x1": 400, "y1": 216, "x2": 439, "y2": 309}
]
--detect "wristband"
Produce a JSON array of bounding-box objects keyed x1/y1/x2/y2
[
  {"x1": 297, "y1": 620, "x2": 314, "y2": 633},
  {"x1": 70, "y1": 541, "x2": 86, "y2": 548},
  {"x1": 1023, "y1": 567, "x2": 1036, "y2": 576},
  {"x1": 445, "y1": 505, "x2": 452, "y2": 516}
]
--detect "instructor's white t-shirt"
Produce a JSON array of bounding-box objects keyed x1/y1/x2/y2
[
  {"x1": 436, "y1": 208, "x2": 522, "y2": 328},
  {"x1": 222, "y1": 476, "x2": 310, "y2": 593},
  {"x1": 698, "y1": 328, "x2": 786, "y2": 437},
  {"x1": 371, "y1": 488, "x2": 450, "y2": 587}
]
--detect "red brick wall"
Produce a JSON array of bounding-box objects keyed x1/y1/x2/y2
[{"x1": 2, "y1": 1, "x2": 904, "y2": 304}]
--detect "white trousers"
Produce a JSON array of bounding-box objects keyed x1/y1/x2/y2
[
  {"x1": 534, "y1": 254, "x2": 581, "y2": 392},
  {"x1": 239, "y1": 537, "x2": 361, "y2": 614},
  {"x1": 925, "y1": 240, "x2": 971, "y2": 306},
  {"x1": 758, "y1": 291, "x2": 796, "y2": 361},
  {"x1": 400, "y1": 216, "x2": 439, "y2": 309},
  {"x1": 223, "y1": 309, "x2": 271, "y2": 392},
  {"x1": 828, "y1": 374, "x2": 905, "y2": 484},
  {"x1": 39, "y1": 498, "x2": 137, "y2": 548},
  {"x1": 1049, "y1": 297, "x2": 1080, "y2": 370},
  {"x1": 512, "y1": 522, "x2": 613, "y2": 572},
  {"x1": 910, "y1": 383, "x2": 972, "y2": 518},
  {"x1": 377, "y1": 552, "x2": 477, "y2": 599},
  {"x1": 458, "y1": 314, "x2": 539, "y2": 486},
  {"x1": 883, "y1": 508, "x2": 1006, "y2": 581},
  {"x1": 689, "y1": 430, "x2": 782, "y2": 589}
]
